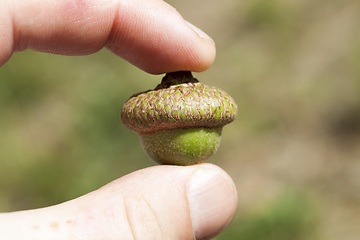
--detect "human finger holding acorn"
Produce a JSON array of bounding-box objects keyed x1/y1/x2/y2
[{"x1": 121, "y1": 71, "x2": 237, "y2": 165}]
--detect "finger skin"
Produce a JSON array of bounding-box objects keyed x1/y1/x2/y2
[
  {"x1": 0, "y1": 0, "x2": 216, "y2": 74},
  {"x1": 0, "y1": 164, "x2": 237, "y2": 240}
]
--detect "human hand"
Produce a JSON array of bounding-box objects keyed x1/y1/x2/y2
[
  {"x1": 0, "y1": 0, "x2": 215, "y2": 74},
  {"x1": 1, "y1": 164, "x2": 237, "y2": 240},
  {"x1": 0, "y1": 0, "x2": 237, "y2": 239}
]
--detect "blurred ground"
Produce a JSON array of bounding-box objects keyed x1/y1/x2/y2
[{"x1": 1, "y1": 0, "x2": 360, "y2": 239}]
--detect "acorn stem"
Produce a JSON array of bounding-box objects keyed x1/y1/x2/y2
[{"x1": 155, "y1": 71, "x2": 199, "y2": 90}]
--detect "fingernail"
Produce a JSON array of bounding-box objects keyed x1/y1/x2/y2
[
  {"x1": 188, "y1": 168, "x2": 237, "y2": 240},
  {"x1": 185, "y1": 21, "x2": 214, "y2": 43}
]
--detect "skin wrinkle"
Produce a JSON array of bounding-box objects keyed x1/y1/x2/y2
[
  {"x1": 125, "y1": 196, "x2": 144, "y2": 240},
  {"x1": 95, "y1": 184, "x2": 136, "y2": 240},
  {"x1": 124, "y1": 193, "x2": 163, "y2": 240},
  {"x1": 123, "y1": 202, "x2": 136, "y2": 240},
  {"x1": 13, "y1": 0, "x2": 45, "y2": 51},
  {"x1": 186, "y1": 169, "x2": 198, "y2": 240},
  {"x1": 104, "y1": 0, "x2": 136, "y2": 61},
  {"x1": 162, "y1": 166, "x2": 199, "y2": 240},
  {"x1": 118, "y1": 166, "x2": 195, "y2": 240},
  {"x1": 141, "y1": 195, "x2": 163, "y2": 240},
  {"x1": 164, "y1": 167, "x2": 195, "y2": 240},
  {"x1": 104, "y1": 0, "x2": 121, "y2": 49},
  {"x1": 174, "y1": 170, "x2": 196, "y2": 240},
  {"x1": 98, "y1": 181, "x2": 137, "y2": 240}
]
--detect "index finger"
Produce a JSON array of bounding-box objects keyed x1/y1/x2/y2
[{"x1": 0, "y1": 0, "x2": 215, "y2": 74}]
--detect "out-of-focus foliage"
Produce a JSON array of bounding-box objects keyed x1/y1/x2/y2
[
  {"x1": 215, "y1": 191, "x2": 319, "y2": 240},
  {"x1": 1, "y1": 0, "x2": 360, "y2": 239},
  {"x1": 0, "y1": 51, "x2": 157, "y2": 209}
]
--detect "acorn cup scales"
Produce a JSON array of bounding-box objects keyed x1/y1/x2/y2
[{"x1": 121, "y1": 71, "x2": 237, "y2": 165}]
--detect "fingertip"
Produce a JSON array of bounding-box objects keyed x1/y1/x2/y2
[
  {"x1": 188, "y1": 163, "x2": 238, "y2": 239},
  {"x1": 106, "y1": 0, "x2": 216, "y2": 74},
  {"x1": 184, "y1": 20, "x2": 216, "y2": 72},
  {"x1": 85, "y1": 164, "x2": 236, "y2": 239}
]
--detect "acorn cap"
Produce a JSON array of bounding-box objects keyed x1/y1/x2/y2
[{"x1": 120, "y1": 72, "x2": 237, "y2": 135}]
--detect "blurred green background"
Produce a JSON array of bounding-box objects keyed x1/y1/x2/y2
[{"x1": 1, "y1": 0, "x2": 360, "y2": 239}]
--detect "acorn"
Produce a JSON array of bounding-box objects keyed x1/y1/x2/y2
[{"x1": 120, "y1": 71, "x2": 237, "y2": 165}]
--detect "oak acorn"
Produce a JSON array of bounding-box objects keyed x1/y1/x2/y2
[{"x1": 120, "y1": 71, "x2": 237, "y2": 165}]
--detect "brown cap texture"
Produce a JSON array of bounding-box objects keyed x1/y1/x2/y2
[{"x1": 121, "y1": 82, "x2": 237, "y2": 135}]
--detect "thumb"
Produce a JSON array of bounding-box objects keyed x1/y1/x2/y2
[{"x1": 0, "y1": 163, "x2": 237, "y2": 240}]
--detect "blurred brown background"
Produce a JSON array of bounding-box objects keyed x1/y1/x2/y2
[{"x1": 1, "y1": 0, "x2": 360, "y2": 239}]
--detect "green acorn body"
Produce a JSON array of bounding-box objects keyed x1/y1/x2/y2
[{"x1": 121, "y1": 71, "x2": 237, "y2": 165}]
